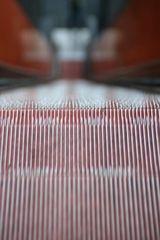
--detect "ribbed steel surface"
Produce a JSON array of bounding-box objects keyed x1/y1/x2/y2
[{"x1": 0, "y1": 81, "x2": 160, "y2": 240}]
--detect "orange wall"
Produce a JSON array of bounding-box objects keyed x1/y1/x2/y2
[
  {"x1": 115, "y1": 0, "x2": 160, "y2": 66},
  {"x1": 0, "y1": 0, "x2": 53, "y2": 77},
  {"x1": 91, "y1": 0, "x2": 160, "y2": 79}
]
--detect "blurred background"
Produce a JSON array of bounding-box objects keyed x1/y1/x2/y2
[
  {"x1": 17, "y1": 0, "x2": 125, "y2": 35},
  {"x1": 0, "y1": 0, "x2": 160, "y2": 85}
]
